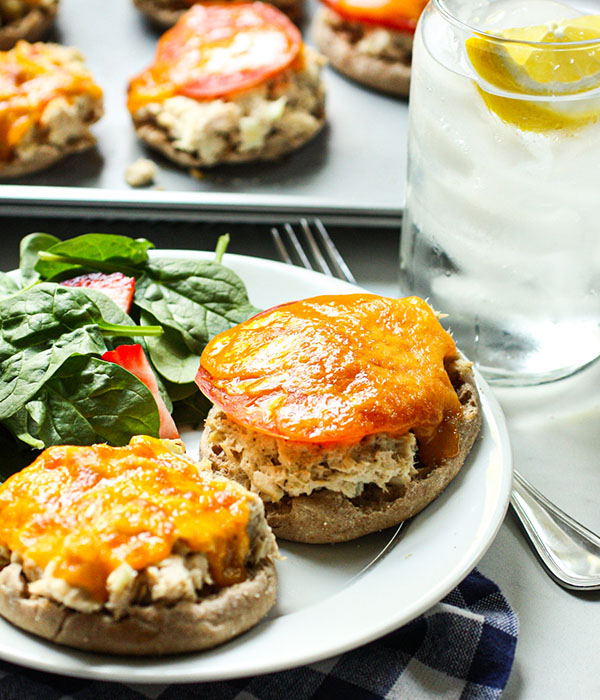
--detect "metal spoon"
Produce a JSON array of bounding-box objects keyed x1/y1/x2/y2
[{"x1": 511, "y1": 469, "x2": 600, "y2": 590}]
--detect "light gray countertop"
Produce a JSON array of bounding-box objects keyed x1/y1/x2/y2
[{"x1": 0, "y1": 217, "x2": 597, "y2": 697}]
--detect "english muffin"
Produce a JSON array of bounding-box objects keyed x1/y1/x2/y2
[
  {"x1": 0, "y1": 436, "x2": 278, "y2": 655},
  {"x1": 0, "y1": 0, "x2": 58, "y2": 50},
  {"x1": 133, "y1": 0, "x2": 304, "y2": 27},
  {"x1": 197, "y1": 294, "x2": 482, "y2": 544},
  {"x1": 0, "y1": 41, "x2": 103, "y2": 178},
  {"x1": 127, "y1": 3, "x2": 326, "y2": 169},
  {"x1": 312, "y1": 0, "x2": 428, "y2": 96}
]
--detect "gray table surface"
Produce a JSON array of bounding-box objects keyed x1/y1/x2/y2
[{"x1": 0, "y1": 215, "x2": 598, "y2": 698}]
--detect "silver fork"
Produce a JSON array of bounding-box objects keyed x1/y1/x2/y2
[{"x1": 270, "y1": 218, "x2": 600, "y2": 591}]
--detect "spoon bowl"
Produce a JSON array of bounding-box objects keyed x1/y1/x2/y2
[{"x1": 511, "y1": 469, "x2": 600, "y2": 590}]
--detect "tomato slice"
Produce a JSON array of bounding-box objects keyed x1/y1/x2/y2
[
  {"x1": 196, "y1": 295, "x2": 462, "y2": 461},
  {"x1": 128, "y1": 2, "x2": 301, "y2": 110},
  {"x1": 102, "y1": 344, "x2": 179, "y2": 440},
  {"x1": 321, "y1": 0, "x2": 427, "y2": 32}
]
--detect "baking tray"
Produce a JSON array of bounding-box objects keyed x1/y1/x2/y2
[{"x1": 0, "y1": 0, "x2": 407, "y2": 224}]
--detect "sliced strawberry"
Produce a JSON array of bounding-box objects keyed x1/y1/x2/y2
[
  {"x1": 102, "y1": 344, "x2": 179, "y2": 439},
  {"x1": 61, "y1": 272, "x2": 135, "y2": 313}
]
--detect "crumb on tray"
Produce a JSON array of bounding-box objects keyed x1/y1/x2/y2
[{"x1": 125, "y1": 158, "x2": 157, "y2": 187}]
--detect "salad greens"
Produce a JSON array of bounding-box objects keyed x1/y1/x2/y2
[
  {"x1": 0, "y1": 232, "x2": 258, "y2": 478},
  {"x1": 34, "y1": 233, "x2": 154, "y2": 281},
  {"x1": 19, "y1": 232, "x2": 60, "y2": 286},
  {"x1": 0, "y1": 283, "x2": 161, "y2": 419},
  {"x1": 4, "y1": 356, "x2": 161, "y2": 450}
]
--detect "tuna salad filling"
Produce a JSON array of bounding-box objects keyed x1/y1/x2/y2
[
  {"x1": 201, "y1": 408, "x2": 419, "y2": 503},
  {"x1": 10, "y1": 91, "x2": 101, "y2": 163},
  {"x1": 321, "y1": 6, "x2": 414, "y2": 63}
]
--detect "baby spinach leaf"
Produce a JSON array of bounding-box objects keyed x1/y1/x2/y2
[
  {"x1": 20, "y1": 232, "x2": 60, "y2": 286},
  {"x1": 161, "y1": 378, "x2": 198, "y2": 402},
  {"x1": 214, "y1": 234, "x2": 230, "y2": 264},
  {"x1": 0, "y1": 326, "x2": 106, "y2": 421},
  {"x1": 3, "y1": 355, "x2": 161, "y2": 450},
  {"x1": 154, "y1": 370, "x2": 174, "y2": 414},
  {"x1": 172, "y1": 391, "x2": 213, "y2": 429},
  {"x1": 0, "y1": 283, "x2": 105, "y2": 348},
  {"x1": 140, "y1": 310, "x2": 200, "y2": 385},
  {"x1": 0, "y1": 285, "x2": 110, "y2": 419},
  {"x1": 35, "y1": 233, "x2": 154, "y2": 281},
  {"x1": 0, "y1": 272, "x2": 20, "y2": 300},
  {"x1": 134, "y1": 258, "x2": 259, "y2": 355},
  {"x1": 80, "y1": 287, "x2": 147, "y2": 349}
]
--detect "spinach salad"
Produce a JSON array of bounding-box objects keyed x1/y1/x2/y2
[{"x1": 0, "y1": 232, "x2": 259, "y2": 478}]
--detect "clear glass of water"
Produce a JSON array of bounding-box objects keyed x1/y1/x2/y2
[{"x1": 400, "y1": 0, "x2": 600, "y2": 385}]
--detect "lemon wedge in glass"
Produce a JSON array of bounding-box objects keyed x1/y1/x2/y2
[{"x1": 466, "y1": 15, "x2": 600, "y2": 132}]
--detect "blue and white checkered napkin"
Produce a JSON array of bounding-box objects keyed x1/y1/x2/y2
[{"x1": 0, "y1": 568, "x2": 518, "y2": 700}]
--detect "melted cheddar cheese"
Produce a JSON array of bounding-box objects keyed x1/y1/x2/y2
[
  {"x1": 0, "y1": 40, "x2": 102, "y2": 161},
  {"x1": 197, "y1": 295, "x2": 463, "y2": 464},
  {"x1": 0, "y1": 436, "x2": 251, "y2": 602}
]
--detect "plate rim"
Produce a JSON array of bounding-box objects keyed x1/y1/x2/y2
[{"x1": 0, "y1": 250, "x2": 513, "y2": 683}]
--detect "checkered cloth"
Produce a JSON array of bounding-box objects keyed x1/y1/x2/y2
[{"x1": 0, "y1": 568, "x2": 517, "y2": 699}]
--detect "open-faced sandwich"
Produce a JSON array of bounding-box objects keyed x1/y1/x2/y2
[
  {"x1": 0, "y1": 436, "x2": 277, "y2": 654},
  {"x1": 133, "y1": 0, "x2": 304, "y2": 27},
  {"x1": 0, "y1": 40, "x2": 103, "y2": 178},
  {"x1": 127, "y1": 2, "x2": 326, "y2": 169},
  {"x1": 312, "y1": 0, "x2": 427, "y2": 96},
  {"x1": 0, "y1": 0, "x2": 58, "y2": 50},
  {"x1": 197, "y1": 294, "x2": 481, "y2": 544}
]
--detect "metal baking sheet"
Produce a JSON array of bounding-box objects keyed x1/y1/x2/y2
[{"x1": 0, "y1": 0, "x2": 407, "y2": 223}]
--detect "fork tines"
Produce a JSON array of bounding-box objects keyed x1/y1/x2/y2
[{"x1": 270, "y1": 219, "x2": 357, "y2": 284}]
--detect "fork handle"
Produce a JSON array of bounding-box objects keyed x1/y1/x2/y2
[{"x1": 510, "y1": 470, "x2": 600, "y2": 590}]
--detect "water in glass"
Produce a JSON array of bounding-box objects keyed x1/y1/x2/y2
[{"x1": 400, "y1": 0, "x2": 600, "y2": 385}]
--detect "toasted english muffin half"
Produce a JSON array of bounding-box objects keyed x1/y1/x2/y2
[
  {"x1": 133, "y1": 0, "x2": 304, "y2": 27},
  {"x1": 0, "y1": 42, "x2": 103, "y2": 179},
  {"x1": 0, "y1": 0, "x2": 58, "y2": 50},
  {"x1": 312, "y1": 6, "x2": 412, "y2": 97},
  {"x1": 0, "y1": 120, "x2": 101, "y2": 178},
  {"x1": 0, "y1": 438, "x2": 278, "y2": 655},
  {"x1": 0, "y1": 557, "x2": 277, "y2": 655},
  {"x1": 200, "y1": 355, "x2": 481, "y2": 543},
  {"x1": 128, "y1": 3, "x2": 325, "y2": 169}
]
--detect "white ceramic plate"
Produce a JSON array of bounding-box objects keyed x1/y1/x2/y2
[{"x1": 0, "y1": 251, "x2": 513, "y2": 683}]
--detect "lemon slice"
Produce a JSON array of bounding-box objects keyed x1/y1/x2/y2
[{"x1": 466, "y1": 15, "x2": 600, "y2": 131}]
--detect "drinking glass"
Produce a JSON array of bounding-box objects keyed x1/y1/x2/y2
[{"x1": 400, "y1": 0, "x2": 600, "y2": 385}]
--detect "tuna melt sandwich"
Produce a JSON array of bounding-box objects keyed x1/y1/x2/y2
[{"x1": 197, "y1": 294, "x2": 482, "y2": 544}]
